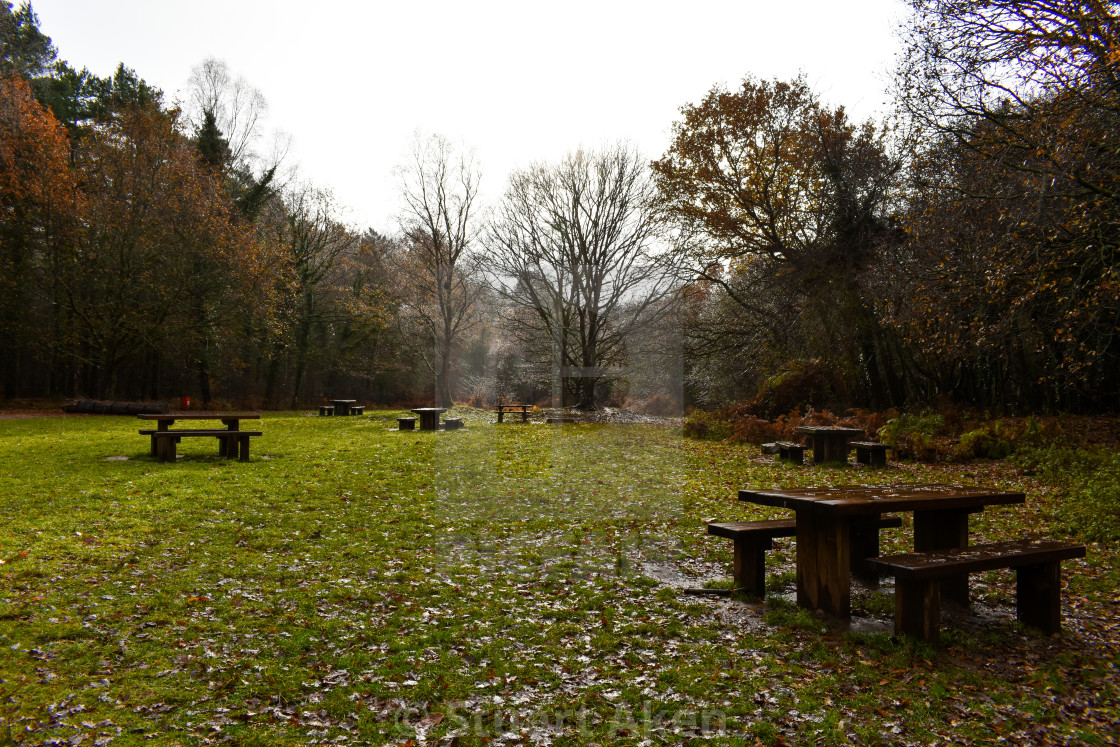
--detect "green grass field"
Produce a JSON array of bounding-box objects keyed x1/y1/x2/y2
[{"x1": 1, "y1": 410, "x2": 1117, "y2": 745}]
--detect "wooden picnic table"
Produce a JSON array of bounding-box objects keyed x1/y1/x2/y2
[
  {"x1": 410, "y1": 407, "x2": 447, "y2": 431},
  {"x1": 496, "y1": 403, "x2": 531, "y2": 423},
  {"x1": 137, "y1": 413, "x2": 261, "y2": 461},
  {"x1": 796, "y1": 425, "x2": 864, "y2": 463},
  {"x1": 329, "y1": 399, "x2": 357, "y2": 416},
  {"x1": 738, "y1": 483, "x2": 1026, "y2": 617}
]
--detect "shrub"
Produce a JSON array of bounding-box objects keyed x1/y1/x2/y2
[
  {"x1": 682, "y1": 409, "x2": 734, "y2": 440},
  {"x1": 745, "y1": 359, "x2": 848, "y2": 418},
  {"x1": 1013, "y1": 444, "x2": 1120, "y2": 542},
  {"x1": 631, "y1": 394, "x2": 680, "y2": 416},
  {"x1": 877, "y1": 412, "x2": 946, "y2": 461}
]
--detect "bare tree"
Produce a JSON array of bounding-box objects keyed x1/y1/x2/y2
[
  {"x1": 895, "y1": 0, "x2": 1120, "y2": 200},
  {"x1": 258, "y1": 184, "x2": 355, "y2": 407},
  {"x1": 396, "y1": 134, "x2": 483, "y2": 407},
  {"x1": 484, "y1": 144, "x2": 679, "y2": 410},
  {"x1": 186, "y1": 57, "x2": 268, "y2": 168}
]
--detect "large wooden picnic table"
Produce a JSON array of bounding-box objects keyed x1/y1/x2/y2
[
  {"x1": 410, "y1": 407, "x2": 447, "y2": 431},
  {"x1": 738, "y1": 483, "x2": 1026, "y2": 617},
  {"x1": 796, "y1": 425, "x2": 864, "y2": 463},
  {"x1": 329, "y1": 399, "x2": 357, "y2": 416},
  {"x1": 137, "y1": 413, "x2": 260, "y2": 460}
]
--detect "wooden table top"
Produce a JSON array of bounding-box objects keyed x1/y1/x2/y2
[
  {"x1": 137, "y1": 413, "x2": 260, "y2": 420},
  {"x1": 739, "y1": 483, "x2": 1026, "y2": 516},
  {"x1": 796, "y1": 425, "x2": 864, "y2": 435}
]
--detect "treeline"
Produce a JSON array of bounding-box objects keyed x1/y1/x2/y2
[
  {"x1": 2, "y1": 1, "x2": 1117, "y2": 413},
  {"x1": 0, "y1": 6, "x2": 445, "y2": 407},
  {"x1": 661, "y1": 0, "x2": 1120, "y2": 413}
]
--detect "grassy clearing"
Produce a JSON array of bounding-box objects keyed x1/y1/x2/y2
[{"x1": 1, "y1": 409, "x2": 1117, "y2": 745}]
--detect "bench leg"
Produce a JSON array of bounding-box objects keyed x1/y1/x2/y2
[
  {"x1": 521, "y1": 409, "x2": 529, "y2": 422},
  {"x1": 237, "y1": 434, "x2": 250, "y2": 461},
  {"x1": 779, "y1": 447, "x2": 803, "y2": 465},
  {"x1": 732, "y1": 536, "x2": 772, "y2": 596},
  {"x1": 870, "y1": 449, "x2": 886, "y2": 467},
  {"x1": 497, "y1": 410, "x2": 504, "y2": 423},
  {"x1": 895, "y1": 578, "x2": 940, "y2": 642},
  {"x1": 1017, "y1": 562, "x2": 1062, "y2": 634},
  {"x1": 849, "y1": 517, "x2": 882, "y2": 585},
  {"x1": 157, "y1": 437, "x2": 177, "y2": 462}
]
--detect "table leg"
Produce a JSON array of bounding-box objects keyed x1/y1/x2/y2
[
  {"x1": 850, "y1": 515, "x2": 883, "y2": 584},
  {"x1": 152, "y1": 420, "x2": 172, "y2": 456},
  {"x1": 913, "y1": 509, "x2": 971, "y2": 605},
  {"x1": 795, "y1": 512, "x2": 851, "y2": 617},
  {"x1": 812, "y1": 435, "x2": 850, "y2": 463}
]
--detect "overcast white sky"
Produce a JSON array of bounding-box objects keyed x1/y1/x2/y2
[{"x1": 30, "y1": 0, "x2": 907, "y2": 231}]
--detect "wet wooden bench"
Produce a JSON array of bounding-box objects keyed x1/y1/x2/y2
[
  {"x1": 319, "y1": 405, "x2": 334, "y2": 416},
  {"x1": 350, "y1": 405, "x2": 365, "y2": 415},
  {"x1": 443, "y1": 417, "x2": 463, "y2": 430},
  {"x1": 852, "y1": 441, "x2": 889, "y2": 466},
  {"x1": 707, "y1": 515, "x2": 903, "y2": 595},
  {"x1": 496, "y1": 404, "x2": 531, "y2": 423},
  {"x1": 149, "y1": 429, "x2": 261, "y2": 462},
  {"x1": 870, "y1": 538, "x2": 1086, "y2": 642},
  {"x1": 397, "y1": 417, "x2": 416, "y2": 431},
  {"x1": 775, "y1": 441, "x2": 806, "y2": 464}
]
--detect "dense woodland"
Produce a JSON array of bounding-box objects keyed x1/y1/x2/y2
[{"x1": 1, "y1": 0, "x2": 1117, "y2": 413}]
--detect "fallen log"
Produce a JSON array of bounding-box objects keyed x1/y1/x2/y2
[{"x1": 62, "y1": 398, "x2": 169, "y2": 415}]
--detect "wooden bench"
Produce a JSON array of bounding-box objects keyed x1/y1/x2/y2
[
  {"x1": 150, "y1": 429, "x2": 262, "y2": 462},
  {"x1": 852, "y1": 441, "x2": 889, "y2": 466},
  {"x1": 775, "y1": 441, "x2": 806, "y2": 464},
  {"x1": 707, "y1": 515, "x2": 903, "y2": 596},
  {"x1": 350, "y1": 405, "x2": 365, "y2": 416},
  {"x1": 319, "y1": 405, "x2": 334, "y2": 416},
  {"x1": 496, "y1": 403, "x2": 531, "y2": 423},
  {"x1": 870, "y1": 539, "x2": 1086, "y2": 642},
  {"x1": 397, "y1": 417, "x2": 416, "y2": 431},
  {"x1": 443, "y1": 417, "x2": 463, "y2": 430}
]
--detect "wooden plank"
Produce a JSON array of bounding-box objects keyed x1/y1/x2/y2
[
  {"x1": 913, "y1": 508, "x2": 971, "y2": 604},
  {"x1": 896, "y1": 578, "x2": 940, "y2": 642},
  {"x1": 796, "y1": 512, "x2": 851, "y2": 617},
  {"x1": 1017, "y1": 562, "x2": 1061, "y2": 633}
]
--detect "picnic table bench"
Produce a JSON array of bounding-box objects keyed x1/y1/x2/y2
[
  {"x1": 870, "y1": 539, "x2": 1086, "y2": 641},
  {"x1": 397, "y1": 416, "x2": 416, "y2": 430},
  {"x1": 707, "y1": 515, "x2": 903, "y2": 596},
  {"x1": 496, "y1": 403, "x2": 531, "y2": 423},
  {"x1": 774, "y1": 441, "x2": 806, "y2": 464},
  {"x1": 852, "y1": 441, "x2": 889, "y2": 466},
  {"x1": 137, "y1": 413, "x2": 261, "y2": 462}
]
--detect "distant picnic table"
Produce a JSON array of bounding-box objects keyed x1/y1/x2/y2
[
  {"x1": 137, "y1": 413, "x2": 261, "y2": 462},
  {"x1": 496, "y1": 402, "x2": 531, "y2": 423},
  {"x1": 410, "y1": 407, "x2": 447, "y2": 431},
  {"x1": 796, "y1": 425, "x2": 864, "y2": 463}
]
